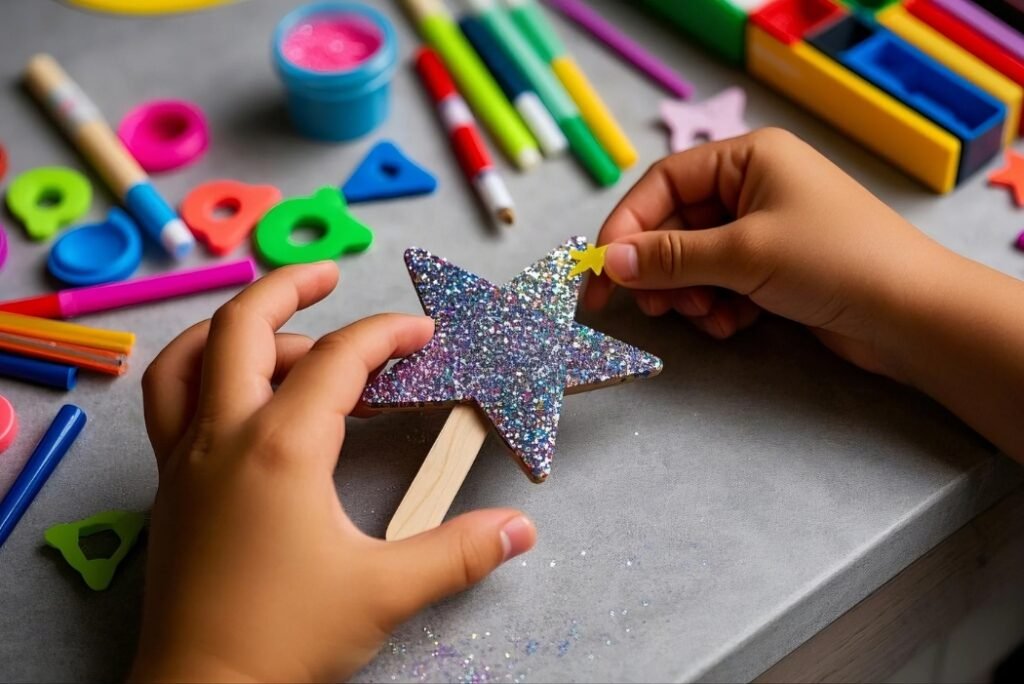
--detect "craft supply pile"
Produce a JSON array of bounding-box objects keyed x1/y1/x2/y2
[{"x1": 1, "y1": 0, "x2": 1023, "y2": 594}]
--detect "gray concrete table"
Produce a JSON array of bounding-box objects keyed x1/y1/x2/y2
[{"x1": 0, "y1": 1, "x2": 1020, "y2": 681}]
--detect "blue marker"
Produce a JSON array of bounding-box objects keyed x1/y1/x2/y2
[
  {"x1": 0, "y1": 351, "x2": 78, "y2": 390},
  {"x1": 459, "y1": 15, "x2": 567, "y2": 157},
  {"x1": 0, "y1": 404, "x2": 86, "y2": 549},
  {"x1": 24, "y1": 54, "x2": 195, "y2": 259}
]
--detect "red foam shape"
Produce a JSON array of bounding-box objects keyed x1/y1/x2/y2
[{"x1": 181, "y1": 180, "x2": 282, "y2": 256}]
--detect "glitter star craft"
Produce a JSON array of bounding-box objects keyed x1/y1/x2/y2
[{"x1": 363, "y1": 237, "x2": 662, "y2": 481}]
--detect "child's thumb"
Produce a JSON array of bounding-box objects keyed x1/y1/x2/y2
[
  {"x1": 386, "y1": 510, "x2": 536, "y2": 614},
  {"x1": 603, "y1": 228, "x2": 746, "y2": 291}
]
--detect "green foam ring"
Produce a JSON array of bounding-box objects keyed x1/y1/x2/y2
[
  {"x1": 254, "y1": 187, "x2": 373, "y2": 268},
  {"x1": 6, "y1": 166, "x2": 92, "y2": 241},
  {"x1": 44, "y1": 510, "x2": 147, "y2": 591}
]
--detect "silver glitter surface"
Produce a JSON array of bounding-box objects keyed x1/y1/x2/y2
[{"x1": 362, "y1": 237, "x2": 662, "y2": 481}]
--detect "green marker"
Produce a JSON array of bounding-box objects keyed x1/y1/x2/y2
[
  {"x1": 404, "y1": 0, "x2": 541, "y2": 170},
  {"x1": 459, "y1": 0, "x2": 619, "y2": 186}
]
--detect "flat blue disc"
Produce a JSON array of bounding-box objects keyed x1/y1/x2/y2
[{"x1": 48, "y1": 208, "x2": 143, "y2": 286}]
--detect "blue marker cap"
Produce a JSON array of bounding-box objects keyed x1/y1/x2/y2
[
  {"x1": 124, "y1": 182, "x2": 194, "y2": 259},
  {"x1": 0, "y1": 351, "x2": 78, "y2": 391},
  {"x1": 48, "y1": 208, "x2": 142, "y2": 287},
  {"x1": 0, "y1": 404, "x2": 86, "y2": 549},
  {"x1": 459, "y1": 15, "x2": 531, "y2": 99}
]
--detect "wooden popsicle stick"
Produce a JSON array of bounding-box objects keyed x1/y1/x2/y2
[{"x1": 386, "y1": 404, "x2": 491, "y2": 541}]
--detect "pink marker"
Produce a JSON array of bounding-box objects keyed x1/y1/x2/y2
[{"x1": 0, "y1": 258, "x2": 257, "y2": 320}]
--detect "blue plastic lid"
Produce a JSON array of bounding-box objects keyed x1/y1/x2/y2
[{"x1": 48, "y1": 208, "x2": 143, "y2": 287}]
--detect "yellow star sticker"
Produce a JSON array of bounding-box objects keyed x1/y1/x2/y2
[{"x1": 568, "y1": 244, "x2": 608, "y2": 278}]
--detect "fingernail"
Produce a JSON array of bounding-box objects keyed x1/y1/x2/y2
[
  {"x1": 605, "y1": 244, "x2": 639, "y2": 282},
  {"x1": 499, "y1": 516, "x2": 535, "y2": 561}
]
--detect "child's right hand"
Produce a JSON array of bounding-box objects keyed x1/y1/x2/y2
[
  {"x1": 586, "y1": 127, "x2": 948, "y2": 381},
  {"x1": 586, "y1": 128, "x2": 1024, "y2": 463}
]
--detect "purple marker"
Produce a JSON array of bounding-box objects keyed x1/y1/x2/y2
[
  {"x1": 931, "y1": 0, "x2": 1024, "y2": 62},
  {"x1": 543, "y1": 0, "x2": 693, "y2": 99}
]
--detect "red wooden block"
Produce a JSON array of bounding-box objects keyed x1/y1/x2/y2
[
  {"x1": 750, "y1": 0, "x2": 846, "y2": 46},
  {"x1": 181, "y1": 180, "x2": 282, "y2": 256}
]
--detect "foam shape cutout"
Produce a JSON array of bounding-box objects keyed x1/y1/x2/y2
[
  {"x1": 661, "y1": 87, "x2": 750, "y2": 153},
  {"x1": 254, "y1": 187, "x2": 373, "y2": 267},
  {"x1": 118, "y1": 99, "x2": 210, "y2": 173},
  {"x1": 0, "y1": 395, "x2": 16, "y2": 454},
  {"x1": 6, "y1": 167, "x2": 92, "y2": 241},
  {"x1": 568, "y1": 244, "x2": 607, "y2": 278},
  {"x1": 48, "y1": 208, "x2": 142, "y2": 286},
  {"x1": 988, "y1": 149, "x2": 1024, "y2": 206},
  {"x1": 0, "y1": 222, "x2": 8, "y2": 271},
  {"x1": 181, "y1": 179, "x2": 282, "y2": 255},
  {"x1": 44, "y1": 509, "x2": 146, "y2": 591},
  {"x1": 341, "y1": 140, "x2": 438, "y2": 203}
]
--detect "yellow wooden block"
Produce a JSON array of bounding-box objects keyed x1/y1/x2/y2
[
  {"x1": 878, "y1": 4, "x2": 1021, "y2": 145},
  {"x1": 747, "y1": 24, "x2": 960, "y2": 193}
]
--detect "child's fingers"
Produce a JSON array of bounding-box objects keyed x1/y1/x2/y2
[
  {"x1": 596, "y1": 136, "x2": 752, "y2": 249},
  {"x1": 603, "y1": 225, "x2": 762, "y2": 294},
  {"x1": 266, "y1": 314, "x2": 435, "y2": 457},
  {"x1": 143, "y1": 320, "x2": 210, "y2": 463},
  {"x1": 377, "y1": 509, "x2": 535, "y2": 624},
  {"x1": 270, "y1": 333, "x2": 315, "y2": 386},
  {"x1": 197, "y1": 262, "x2": 339, "y2": 430}
]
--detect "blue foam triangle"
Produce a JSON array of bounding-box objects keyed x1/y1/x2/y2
[{"x1": 341, "y1": 140, "x2": 438, "y2": 204}]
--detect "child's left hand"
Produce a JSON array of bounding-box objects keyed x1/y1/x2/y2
[{"x1": 130, "y1": 263, "x2": 536, "y2": 683}]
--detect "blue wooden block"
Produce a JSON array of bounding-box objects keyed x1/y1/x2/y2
[{"x1": 808, "y1": 14, "x2": 1006, "y2": 184}]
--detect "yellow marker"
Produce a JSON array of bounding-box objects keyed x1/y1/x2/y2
[
  {"x1": 568, "y1": 244, "x2": 608, "y2": 278},
  {"x1": 552, "y1": 57, "x2": 638, "y2": 169},
  {"x1": 877, "y1": 4, "x2": 1022, "y2": 145},
  {"x1": 746, "y1": 24, "x2": 960, "y2": 193},
  {"x1": 505, "y1": 0, "x2": 638, "y2": 169},
  {"x1": 65, "y1": 0, "x2": 233, "y2": 15},
  {"x1": 0, "y1": 312, "x2": 135, "y2": 355}
]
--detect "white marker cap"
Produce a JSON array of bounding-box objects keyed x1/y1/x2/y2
[{"x1": 516, "y1": 92, "x2": 568, "y2": 157}]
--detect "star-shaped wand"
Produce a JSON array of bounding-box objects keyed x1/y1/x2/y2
[{"x1": 364, "y1": 237, "x2": 662, "y2": 540}]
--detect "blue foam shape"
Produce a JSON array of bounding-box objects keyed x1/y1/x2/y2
[
  {"x1": 48, "y1": 208, "x2": 142, "y2": 287},
  {"x1": 342, "y1": 140, "x2": 438, "y2": 204}
]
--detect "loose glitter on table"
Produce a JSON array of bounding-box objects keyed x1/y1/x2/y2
[{"x1": 363, "y1": 236, "x2": 662, "y2": 481}]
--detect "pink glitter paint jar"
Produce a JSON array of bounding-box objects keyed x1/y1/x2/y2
[{"x1": 273, "y1": 2, "x2": 397, "y2": 141}]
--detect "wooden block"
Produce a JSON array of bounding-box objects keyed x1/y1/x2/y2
[
  {"x1": 807, "y1": 14, "x2": 1006, "y2": 183},
  {"x1": 746, "y1": 23, "x2": 961, "y2": 192},
  {"x1": 878, "y1": 4, "x2": 1023, "y2": 141}
]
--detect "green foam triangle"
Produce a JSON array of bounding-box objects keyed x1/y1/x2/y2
[{"x1": 44, "y1": 510, "x2": 146, "y2": 591}]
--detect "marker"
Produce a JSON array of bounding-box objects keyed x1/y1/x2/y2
[
  {"x1": 543, "y1": 0, "x2": 694, "y2": 99},
  {"x1": 415, "y1": 47, "x2": 516, "y2": 225},
  {"x1": 0, "y1": 405, "x2": 86, "y2": 549},
  {"x1": 0, "y1": 258, "x2": 257, "y2": 320},
  {"x1": 503, "y1": 0, "x2": 637, "y2": 168},
  {"x1": 23, "y1": 54, "x2": 194, "y2": 259},
  {"x1": 402, "y1": 0, "x2": 541, "y2": 171},
  {"x1": 0, "y1": 331, "x2": 127, "y2": 375},
  {"x1": 0, "y1": 311, "x2": 134, "y2": 355},
  {"x1": 459, "y1": 15, "x2": 568, "y2": 156},
  {"x1": 456, "y1": 0, "x2": 619, "y2": 186},
  {"x1": 0, "y1": 351, "x2": 78, "y2": 390}
]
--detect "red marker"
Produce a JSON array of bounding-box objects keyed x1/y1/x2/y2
[{"x1": 414, "y1": 46, "x2": 515, "y2": 225}]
